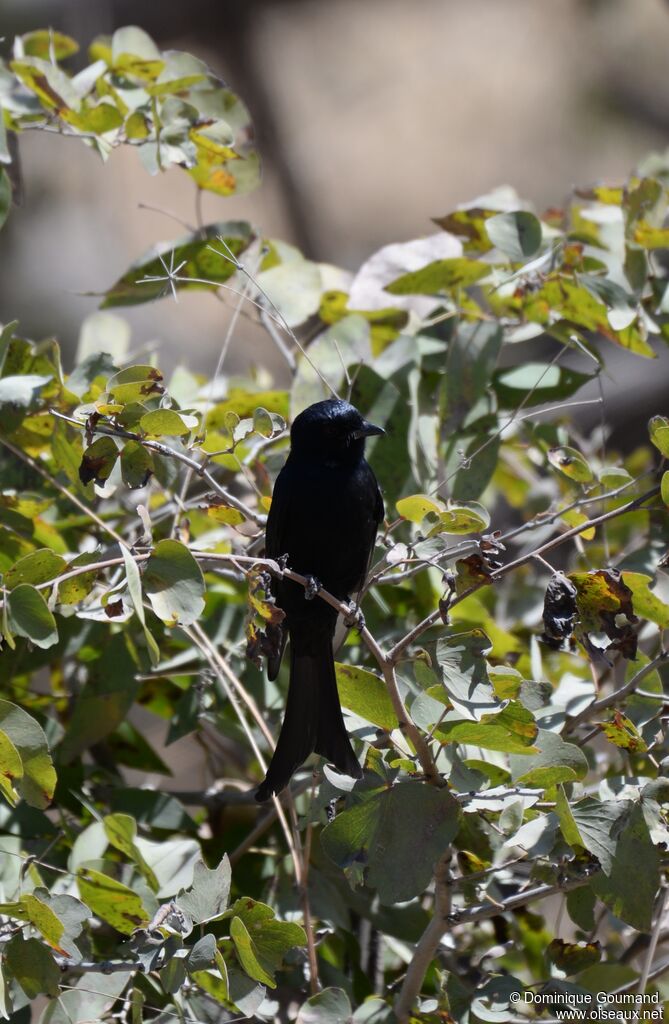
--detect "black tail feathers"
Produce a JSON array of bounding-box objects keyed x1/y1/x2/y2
[{"x1": 255, "y1": 638, "x2": 362, "y2": 802}]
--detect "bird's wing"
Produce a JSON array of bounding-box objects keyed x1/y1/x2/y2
[
  {"x1": 265, "y1": 463, "x2": 291, "y2": 559},
  {"x1": 264, "y1": 464, "x2": 290, "y2": 679}
]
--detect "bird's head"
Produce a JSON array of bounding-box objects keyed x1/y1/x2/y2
[{"x1": 290, "y1": 398, "x2": 384, "y2": 464}]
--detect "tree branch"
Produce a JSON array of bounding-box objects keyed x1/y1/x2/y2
[
  {"x1": 387, "y1": 484, "x2": 660, "y2": 663},
  {"x1": 49, "y1": 409, "x2": 264, "y2": 526}
]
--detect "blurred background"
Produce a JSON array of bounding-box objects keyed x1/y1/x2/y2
[{"x1": 3, "y1": 0, "x2": 669, "y2": 397}]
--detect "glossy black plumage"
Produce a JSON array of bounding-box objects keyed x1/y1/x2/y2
[{"x1": 255, "y1": 398, "x2": 384, "y2": 802}]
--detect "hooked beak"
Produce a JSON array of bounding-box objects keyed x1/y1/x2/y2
[{"x1": 352, "y1": 419, "x2": 385, "y2": 440}]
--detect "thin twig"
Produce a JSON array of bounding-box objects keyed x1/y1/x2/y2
[
  {"x1": 638, "y1": 886, "x2": 668, "y2": 994},
  {"x1": 388, "y1": 484, "x2": 660, "y2": 662},
  {"x1": 0, "y1": 436, "x2": 127, "y2": 548},
  {"x1": 567, "y1": 652, "x2": 668, "y2": 733},
  {"x1": 394, "y1": 854, "x2": 452, "y2": 1023},
  {"x1": 49, "y1": 409, "x2": 264, "y2": 526}
]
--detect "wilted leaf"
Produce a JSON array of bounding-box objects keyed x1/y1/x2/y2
[
  {"x1": 541, "y1": 573, "x2": 578, "y2": 648},
  {"x1": 547, "y1": 939, "x2": 601, "y2": 975},
  {"x1": 569, "y1": 568, "x2": 638, "y2": 660},
  {"x1": 599, "y1": 711, "x2": 647, "y2": 753},
  {"x1": 78, "y1": 435, "x2": 119, "y2": 485}
]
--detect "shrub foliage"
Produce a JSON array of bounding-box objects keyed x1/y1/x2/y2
[{"x1": 0, "y1": 23, "x2": 668, "y2": 1024}]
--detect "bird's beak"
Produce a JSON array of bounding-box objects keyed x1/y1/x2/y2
[{"x1": 352, "y1": 420, "x2": 385, "y2": 440}]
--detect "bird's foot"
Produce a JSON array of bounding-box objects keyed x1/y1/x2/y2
[
  {"x1": 344, "y1": 603, "x2": 366, "y2": 632},
  {"x1": 304, "y1": 575, "x2": 322, "y2": 601}
]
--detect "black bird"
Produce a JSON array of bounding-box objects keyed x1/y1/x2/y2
[{"x1": 255, "y1": 398, "x2": 384, "y2": 802}]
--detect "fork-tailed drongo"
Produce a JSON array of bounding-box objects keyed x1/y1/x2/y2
[{"x1": 255, "y1": 398, "x2": 384, "y2": 801}]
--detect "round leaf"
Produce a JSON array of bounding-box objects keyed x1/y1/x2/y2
[
  {"x1": 486, "y1": 211, "x2": 542, "y2": 261},
  {"x1": 7, "y1": 584, "x2": 59, "y2": 650},
  {"x1": 144, "y1": 539, "x2": 206, "y2": 626}
]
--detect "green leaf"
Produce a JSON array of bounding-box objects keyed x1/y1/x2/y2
[
  {"x1": 386, "y1": 257, "x2": 491, "y2": 294},
  {"x1": 227, "y1": 899, "x2": 306, "y2": 989},
  {"x1": 139, "y1": 409, "x2": 191, "y2": 437},
  {"x1": 0, "y1": 889, "x2": 87, "y2": 957},
  {"x1": 106, "y1": 364, "x2": 165, "y2": 405},
  {"x1": 176, "y1": 854, "x2": 231, "y2": 924},
  {"x1": 230, "y1": 916, "x2": 274, "y2": 988},
  {"x1": 493, "y1": 363, "x2": 592, "y2": 409},
  {"x1": 101, "y1": 223, "x2": 254, "y2": 308},
  {"x1": 446, "y1": 321, "x2": 502, "y2": 429},
  {"x1": 662, "y1": 470, "x2": 669, "y2": 508},
  {"x1": 436, "y1": 701, "x2": 537, "y2": 754},
  {"x1": 396, "y1": 493, "x2": 443, "y2": 523},
  {"x1": 4, "y1": 549, "x2": 66, "y2": 590},
  {"x1": 297, "y1": 988, "x2": 353, "y2": 1024},
  {"x1": 103, "y1": 814, "x2": 159, "y2": 891},
  {"x1": 121, "y1": 546, "x2": 159, "y2": 664},
  {"x1": 436, "y1": 630, "x2": 498, "y2": 719},
  {"x1": 60, "y1": 634, "x2": 138, "y2": 761},
  {"x1": 72, "y1": 101, "x2": 123, "y2": 134},
  {"x1": 0, "y1": 729, "x2": 23, "y2": 806},
  {"x1": 649, "y1": 415, "x2": 669, "y2": 457},
  {"x1": 77, "y1": 867, "x2": 149, "y2": 934},
  {"x1": 4, "y1": 934, "x2": 60, "y2": 999},
  {"x1": 510, "y1": 729, "x2": 588, "y2": 787},
  {"x1": 321, "y1": 783, "x2": 460, "y2": 904},
  {"x1": 22, "y1": 29, "x2": 79, "y2": 60},
  {"x1": 7, "y1": 584, "x2": 58, "y2": 650},
  {"x1": 0, "y1": 701, "x2": 56, "y2": 809},
  {"x1": 426, "y1": 501, "x2": 490, "y2": 536},
  {"x1": 144, "y1": 538, "x2": 206, "y2": 626},
  {"x1": 335, "y1": 664, "x2": 397, "y2": 731},
  {"x1": 39, "y1": 972, "x2": 131, "y2": 1024},
  {"x1": 120, "y1": 440, "x2": 153, "y2": 489},
  {"x1": 0, "y1": 169, "x2": 11, "y2": 232},
  {"x1": 548, "y1": 446, "x2": 594, "y2": 484},
  {"x1": 111, "y1": 26, "x2": 163, "y2": 77},
  {"x1": 486, "y1": 211, "x2": 542, "y2": 261},
  {"x1": 591, "y1": 803, "x2": 660, "y2": 931}
]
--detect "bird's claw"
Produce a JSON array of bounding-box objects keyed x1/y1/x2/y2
[
  {"x1": 304, "y1": 575, "x2": 322, "y2": 601},
  {"x1": 344, "y1": 603, "x2": 366, "y2": 632}
]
